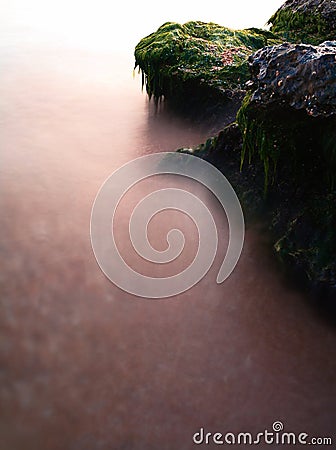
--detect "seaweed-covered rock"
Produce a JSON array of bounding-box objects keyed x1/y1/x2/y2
[
  {"x1": 268, "y1": 0, "x2": 336, "y2": 44},
  {"x1": 238, "y1": 41, "x2": 336, "y2": 185},
  {"x1": 236, "y1": 40, "x2": 336, "y2": 294},
  {"x1": 134, "y1": 21, "x2": 281, "y2": 110}
]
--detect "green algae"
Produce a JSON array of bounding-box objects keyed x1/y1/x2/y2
[
  {"x1": 236, "y1": 90, "x2": 336, "y2": 289},
  {"x1": 134, "y1": 21, "x2": 282, "y2": 104},
  {"x1": 237, "y1": 94, "x2": 282, "y2": 194},
  {"x1": 237, "y1": 93, "x2": 336, "y2": 194},
  {"x1": 268, "y1": 8, "x2": 334, "y2": 44}
]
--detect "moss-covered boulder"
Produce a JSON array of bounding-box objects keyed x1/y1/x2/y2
[
  {"x1": 134, "y1": 21, "x2": 281, "y2": 110},
  {"x1": 268, "y1": 0, "x2": 336, "y2": 44}
]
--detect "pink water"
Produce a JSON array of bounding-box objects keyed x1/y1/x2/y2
[{"x1": 1, "y1": 43, "x2": 336, "y2": 450}]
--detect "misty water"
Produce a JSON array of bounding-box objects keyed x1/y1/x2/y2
[{"x1": 1, "y1": 28, "x2": 336, "y2": 450}]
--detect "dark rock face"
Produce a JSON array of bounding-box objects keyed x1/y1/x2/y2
[
  {"x1": 236, "y1": 40, "x2": 336, "y2": 298},
  {"x1": 268, "y1": 0, "x2": 336, "y2": 44},
  {"x1": 248, "y1": 41, "x2": 336, "y2": 117},
  {"x1": 238, "y1": 41, "x2": 336, "y2": 180},
  {"x1": 177, "y1": 39, "x2": 336, "y2": 301}
]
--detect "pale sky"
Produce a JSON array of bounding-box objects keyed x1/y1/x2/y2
[{"x1": 1, "y1": 0, "x2": 285, "y2": 52}]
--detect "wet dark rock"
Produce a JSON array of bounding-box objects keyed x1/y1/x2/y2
[
  {"x1": 181, "y1": 40, "x2": 336, "y2": 306},
  {"x1": 237, "y1": 41, "x2": 336, "y2": 191},
  {"x1": 248, "y1": 41, "x2": 336, "y2": 117},
  {"x1": 237, "y1": 41, "x2": 336, "y2": 301}
]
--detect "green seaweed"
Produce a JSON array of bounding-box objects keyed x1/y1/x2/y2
[
  {"x1": 134, "y1": 21, "x2": 282, "y2": 104},
  {"x1": 237, "y1": 94, "x2": 336, "y2": 194},
  {"x1": 268, "y1": 9, "x2": 334, "y2": 44},
  {"x1": 237, "y1": 94, "x2": 282, "y2": 194}
]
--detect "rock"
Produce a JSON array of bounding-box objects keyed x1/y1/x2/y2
[
  {"x1": 268, "y1": 0, "x2": 336, "y2": 44},
  {"x1": 248, "y1": 41, "x2": 336, "y2": 117},
  {"x1": 133, "y1": 16, "x2": 336, "y2": 302},
  {"x1": 237, "y1": 41, "x2": 336, "y2": 189},
  {"x1": 236, "y1": 40, "x2": 336, "y2": 292},
  {"x1": 134, "y1": 21, "x2": 281, "y2": 111}
]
